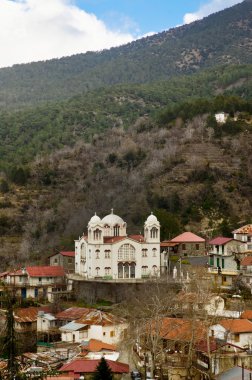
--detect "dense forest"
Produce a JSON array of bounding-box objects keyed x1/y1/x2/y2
[
  {"x1": 0, "y1": 0, "x2": 251, "y2": 108},
  {"x1": 0, "y1": 1, "x2": 251, "y2": 269}
]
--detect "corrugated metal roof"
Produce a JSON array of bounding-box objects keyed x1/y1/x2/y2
[{"x1": 59, "y1": 322, "x2": 87, "y2": 332}]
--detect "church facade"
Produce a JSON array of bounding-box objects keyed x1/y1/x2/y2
[{"x1": 75, "y1": 210, "x2": 161, "y2": 280}]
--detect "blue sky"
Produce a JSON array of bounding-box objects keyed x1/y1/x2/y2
[
  {"x1": 0, "y1": 0, "x2": 242, "y2": 68},
  {"x1": 76, "y1": 0, "x2": 241, "y2": 35}
]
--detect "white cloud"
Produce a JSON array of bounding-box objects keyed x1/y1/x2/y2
[
  {"x1": 0, "y1": 0, "x2": 134, "y2": 68},
  {"x1": 183, "y1": 0, "x2": 242, "y2": 24}
]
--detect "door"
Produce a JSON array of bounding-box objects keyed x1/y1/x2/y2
[{"x1": 21, "y1": 288, "x2": 27, "y2": 299}]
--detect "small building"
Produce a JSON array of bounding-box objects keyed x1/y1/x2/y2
[
  {"x1": 233, "y1": 225, "x2": 252, "y2": 251},
  {"x1": 4, "y1": 266, "x2": 66, "y2": 302},
  {"x1": 59, "y1": 359, "x2": 129, "y2": 379},
  {"x1": 49, "y1": 251, "x2": 75, "y2": 273},
  {"x1": 59, "y1": 309, "x2": 127, "y2": 345},
  {"x1": 208, "y1": 237, "x2": 245, "y2": 271},
  {"x1": 169, "y1": 232, "x2": 206, "y2": 257},
  {"x1": 210, "y1": 319, "x2": 252, "y2": 348},
  {"x1": 81, "y1": 339, "x2": 119, "y2": 361},
  {"x1": 215, "y1": 112, "x2": 228, "y2": 124}
]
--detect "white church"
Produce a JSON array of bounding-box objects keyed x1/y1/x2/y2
[{"x1": 75, "y1": 210, "x2": 161, "y2": 280}]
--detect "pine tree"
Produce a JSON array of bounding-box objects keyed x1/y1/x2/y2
[{"x1": 92, "y1": 357, "x2": 113, "y2": 380}]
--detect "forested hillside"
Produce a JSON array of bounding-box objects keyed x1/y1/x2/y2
[
  {"x1": 0, "y1": 0, "x2": 251, "y2": 108},
  {"x1": 0, "y1": 1, "x2": 251, "y2": 269}
]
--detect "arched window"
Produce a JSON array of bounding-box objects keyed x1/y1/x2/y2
[
  {"x1": 95, "y1": 250, "x2": 100, "y2": 259},
  {"x1": 113, "y1": 224, "x2": 120, "y2": 237},
  {"x1": 142, "y1": 249, "x2": 148, "y2": 257},
  {"x1": 118, "y1": 244, "x2": 135, "y2": 261},
  {"x1": 152, "y1": 248, "x2": 157, "y2": 257},
  {"x1": 95, "y1": 267, "x2": 100, "y2": 276},
  {"x1": 150, "y1": 227, "x2": 158, "y2": 239},
  {"x1": 93, "y1": 229, "x2": 102, "y2": 240},
  {"x1": 105, "y1": 267, "x2": 111, "y2": 275},
  {"x1": 105, "y1": 250, "x2": 111, "y2": 259},
  {"x1": 81, "y1": 243, "x2": 86, "y2": 260}
]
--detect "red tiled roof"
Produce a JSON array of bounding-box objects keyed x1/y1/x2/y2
[
  {"x1": 128, "y1": 234, "x2": 145, "y2": 242},
  {"x1": 241, "y1": 310, "x2": 252, "y2": 319},
  {"x1": 26, "y1": 266, "x2": 65, "y2": 277},
  {"x1": 233, "y1": 224, "x2": 252, "y2": 234},
  {"x1": 171, "y1": 232, "x2": 205, "y2": 243},
  {"x1": 82, "y1": 339, "x2": 116, "y2": 352},
  {"x1": 159, "y1": 318, "x2": 207, "y2": 342},
  {"x1": 103, "y1": 236, "x2": 126, "y2": 244},
  {"x1": 208, "y1": 237, "x2": 234, "y2": 245},
  {"x1": 220, "y1": 319, "x2": 252, "y2": 333},
  {"x1": 60, "y1": 252, "x2": 75, "y2": 257},
  {"x1": 241, "y1": 256, "x2": 252, "y2": 266},
  {"x1": 60, "y1": 359, "x2": 129, "y2": 374},
  {"x1": 160, "y1": 241, "x2": 179, "y2": 247},
  {"x1": 56, "y1": 307, "x2": 91, "y2": 321}
]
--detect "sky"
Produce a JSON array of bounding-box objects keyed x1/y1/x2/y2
[{"x1": 0, "y1": 0, "x2": 243, "y2": 68}]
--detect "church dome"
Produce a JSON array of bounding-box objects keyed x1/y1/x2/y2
[
  {"x1": 102, "y1": 210, "x2": 124, "y2": 225},
  {"x1": 88, "y1": 213, "x2": 101, "y2": 225},
  {"x1": 146, "y1": 212, "x2": 158, "y2": 223}
]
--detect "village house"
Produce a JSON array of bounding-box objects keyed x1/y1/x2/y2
[
  {"x1": 209, "y1": 319, "x2": 252, "y2": 348},
  {"x1": 2, "y1": 266, "x2": 66, "y2": 302},
  {"x1": 49, "y1": 251, "x2": 75, "y2": 273},
  {"x1": 75, "y1": 210, "x2": 161, "y2": 280},
  {"x1": 80, "y1": 339, "x2": 119, "y2": 361},
  {"x1": 168, "y1": 232, "x2": 206, "y2": 257},
  {"x1": 59, "y1": 358, "x2": 129, "y2": 379},
  {"x1": 59, "y1": 308, "x2": 127, "y2": 345},
  {"x1": 233, "y1": 224, "x2": 252, "y2": 252},
  {"x1": 208, "y1": 237, "x2": 245, "y2": 271},
  {"x1": 215, "y1": 112, "x2": 228, "y2": 124}
]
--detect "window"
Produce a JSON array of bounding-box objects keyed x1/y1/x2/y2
[
  {"x1": 103, "y1": 332, "x2": 106, "y2": 336},
  {"x1": 234, "y1": 334, "x2": 240, "y2": 342},
  {"x1": 113, "y1": 225, "x2": 120, "y2": 236},
  {"x1": 182, "y1": 244, "x2": 186, "y2": 251},
  {"x1": 142, "y1": 266, "x2": 148, "y2": 275},
  {"x1": 93, "y1": 229, "x2": 102, "y2": 240},
  {"x1": 68, "y1": 258, "x2": 73, "y2": 263},
  {"x1": 95, "y1": 267, "x2": 100, "y2": 276},
  {"x1": 142, "y1": 249, "x2": 148, "y2": 257},
  {"x1": 152, "y1": 265, "x2": 158, "y2": 275},
  {"x1": 118, "y1": 244, "x2": 135, "y2": 261},
  {"x1": 81, "y1": 243, "x2": 86, "y2": 260},
  {"x1": 105, "y1": 250, "x2": 111, "y2": 259},
  {"x1": 152, "y1": 248, "x2": 157, "y2": 257},
  {"x1": 54, "y1": 258, "x2": 58, "y2": 263},
  {"x1": 95, "y1": 250, "x2": 100, "y2": 259},
  {"x1": 150, "y1": 227, "x2": 158, "y2": 239},
  {"x1": 196, "y1": 244, "x2": 199, "y2": 251},
  {"x1": 105, "y1": 267, "x2": 111, "y2": 275},
  {"x1": 110, "y1": 331, "x2": 115, "y2": 337},
  {"x1": 39, "y1": 277, "x2": 42, "y2": 282}
]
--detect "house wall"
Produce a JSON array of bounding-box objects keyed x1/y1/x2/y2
[
  {"x1": 210, "y1": 324, "x2": 252, "y2": 348},
  {"x1": 50, "y1": 254, "x2": 74, "y2": 273},
  {"x1": 177, "y1": 242, "x2": 205, "y2": 257},
  {"x1": 211, "y1": 255, "x2": 238, "y2": 271}
]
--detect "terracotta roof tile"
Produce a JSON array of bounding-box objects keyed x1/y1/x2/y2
[
  {"x1": 241, "y1": 256, "x2": 252, "y2": 266},
  {"x1": 171, "y1": 232, "x2": 205, "y2": 243},
  {"x1": 241, "y1": 310, "x2": 252, "y2": 319},
  {"x1": 103, "y1": 236, "x2": 126, "y2": 244},
  {"x1": 82, "y1": 339, "x2": 116, "y2": 352},
  {"x1": 159, "y1": 318, "x2": 207, "y2": 342},
  {"x1": 60, "y1": 359, "x2": 129, "y2": 374},
  {"x1": 233, "y1": 224, "x2": 252, "y2": 234},
  {"x1": 220, "y1": 319, "x2": 252, "y2": 333},
  {"x1": 128, "y1": 234, "x2": 145, "y2": 242},
  {"x1": 26, "y1": 266, "x2": 65, "y2": 277},
  {"x1": 60, "y1": 252, "x2": 75, "y2": 257},
  {"x1": 208, "y1": 237, "x2": 234, "y2": 245}
]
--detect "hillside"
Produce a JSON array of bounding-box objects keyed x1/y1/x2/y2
[
  {"x1": 0, "y1": 64, "x2": 251, "y2": 170},
  {"x1": 0, "y1": 0, "x2": 251, "y2": 108}
]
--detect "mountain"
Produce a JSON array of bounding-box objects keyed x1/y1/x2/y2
[{"x1": 0, "y1": 0, "x2": 251, "y2": 109}]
